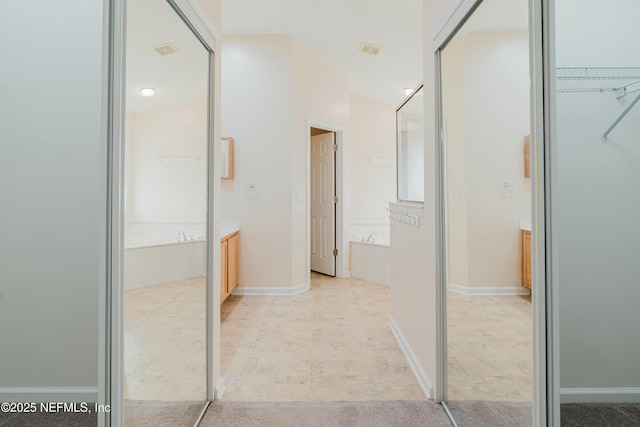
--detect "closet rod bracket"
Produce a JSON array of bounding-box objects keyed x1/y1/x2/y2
[{"x1": 602, "y1": 93, "x2": 640, "y2": 143}]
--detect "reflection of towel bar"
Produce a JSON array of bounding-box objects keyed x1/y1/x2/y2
[{"x1": 157, "y1": 156, "x2": 199, "y2": 164}]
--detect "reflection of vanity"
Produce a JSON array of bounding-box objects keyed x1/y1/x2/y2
[
  {"x1": 520, "y1": 220, "x2": 531, "y2": 289},
  {"x1": 220, "y1": 228, "x2": 239, "y2": 304}
]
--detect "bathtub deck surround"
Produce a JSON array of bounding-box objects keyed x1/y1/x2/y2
[
  {"x1": 349, "y1": 223, "x2": 391, "y2": 286},
  {"x1": 349, "y1": 242, "x2": 390, "y2": 286},
  {"x1": 124, "y1": 238, "x2": 205, "y2": 290},
  {"x1": 123, "y1": 220, "x2": 240, "y2": 291}
]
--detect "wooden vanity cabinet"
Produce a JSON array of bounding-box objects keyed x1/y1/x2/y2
[
  {"x1": 521, "y1": 229, "x2": 532, "y2": 289},
  {"x1": 220, "y1": 232, "x2": 239, "y2": 304}
]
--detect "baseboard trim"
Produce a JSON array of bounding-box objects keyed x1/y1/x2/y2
[
  {"x1": 0, "y1": 387, "x2": 98, "y2": 403},
  {"x1": 448, "y1": 283, "x2": 531, "y2": 296},
  {"x1": 560, "y1": 387, "x2": 640, "y2": 403},
  {"x1": 214, "y1": 378, "x2": 226, "y2": 400},
  {"x1": 387, "y1": 315, "x2": 433, "y2": 399},
  {"x1": 232, "y1": 282, "x2": 310, "y2": 296}
]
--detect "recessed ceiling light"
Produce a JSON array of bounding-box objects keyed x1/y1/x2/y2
[
  {"x1": 403, "y1": 87, "x2": 415, "y2": 96},
  {"x1": 359, "y1": 42, "x2": 381, "y2": 56},
  {"x1": 139, "y1": 87, "x2": 156, "y2": 97}
]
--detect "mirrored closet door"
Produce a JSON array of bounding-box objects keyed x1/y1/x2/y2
[
  {"x1": 438, "y1": 0, "x2": 534, "y2": 425},
  {"x1": 123, "y1": 0, "x2": 212, "y2": 425}
]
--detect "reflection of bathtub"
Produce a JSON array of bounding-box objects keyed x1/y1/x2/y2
[
  {"x1": 349, "y1": 223, "x2": 390, "y2": 286},
  {"x1": 124, "y1": 230, "x2": 205, "y2": 290}
]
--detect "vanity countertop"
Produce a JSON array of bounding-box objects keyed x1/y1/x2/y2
[
  {"x1": 221, "y1": 219, "x2": 240, "y2": 240},
  {"x1": 221, "y1": 226, "x2": 239, "y2": 240},
  {"x1": 520, "y1": 219, "x2": 531, "y2": 232}
]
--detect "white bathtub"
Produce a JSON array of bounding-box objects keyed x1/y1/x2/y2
[
  {"x1": 124, "y1": 224, "x2": 206, "y2": 290},
  {"x1": 349, "y1": 223, "x2": 390, "y2": 286}
]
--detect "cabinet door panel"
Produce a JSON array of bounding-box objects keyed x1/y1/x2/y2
[
  {"x1": 220, "y1": 239, "x2": 228, "y2": 303},
  {"x1": 522, "y1": 230, "x2": 532, "y2": 288},
  {"x1": 228, "y1": 234, "x2": 238, "y2": 292}
]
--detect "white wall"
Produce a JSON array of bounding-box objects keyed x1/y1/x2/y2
[
  {"x1": 348, "y1": 94, "x2": 397, "y2": 229},
  {"x1": 555, "y1": 0, "x2": 640, "y2": 396},
  {"x1": 444, "y1": 32, "x2": 531, "y2": 289},
  {"x1": 442, "y1": 37, "x2": 469, "y2": 287},
  {"x1": 0, "y1": 1, "x2": 105, "y2": 394},
  {"x1": 220, "y1": 36, "x2": 295, "y2": 287},
  {"x1": 388, "y1": 0, "x2": 446, "y2": 399},
  {"x1": 291, "y1": 41, "x2": 350, "y2": 285},
  {"x1": 125, "y1": 97, "x2": 208, "y2": 228},
  {"x1": 220, "y1": 35, "x2": 350, "y2": 288}
]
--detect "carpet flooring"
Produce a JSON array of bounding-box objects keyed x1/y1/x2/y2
[
  {"x1": 561, "y1": 403, "x2": 640, "y2": 427},
  {"x1": 4, "y1": 400, "x2": 639, "y2": 426},
  {"x1": 0, "y1": 410, "x2": 97, "y2": 427},
  {"x1": 445, "y1": 400, "x2": 532, "y2": 427},
  {"x1": 200, "y1": 400, "x2": 453, "y2": 427},
  {"x1": 124, "y1": 400, "x2": 207, "y2": 427}
]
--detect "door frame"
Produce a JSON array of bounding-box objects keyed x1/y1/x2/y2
[
  {"x1": 432, "y1": 0, "x2": 550, "y2": 425},
  {"x1": 306, "y1": 120, "x2": 348, "y2": 284},
  {"x1": 105, "y1": 1, "x2": 219, "y2": 425}
]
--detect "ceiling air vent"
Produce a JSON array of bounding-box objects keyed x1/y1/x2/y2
[
  {"x1": 359, "y1": 42, "x2": 381, "y2": 56},
  {"x1": 152, "y1": 43, "x2": 179, "y2": 56}
]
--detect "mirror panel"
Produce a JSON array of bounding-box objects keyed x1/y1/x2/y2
[
  {"x1": 124, "y1": 0, "x2": 210, "y2": 424},
  {"x1": 397, "y1": 86, "x2": 424, "y2": 202},
  {"x1": 441, "y1": 0, "x2": 532, "y2": 425}
]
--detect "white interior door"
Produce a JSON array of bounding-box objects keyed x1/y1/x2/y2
[{"x1": 310, "y1": 132, "x2": 336, "y2": 276}]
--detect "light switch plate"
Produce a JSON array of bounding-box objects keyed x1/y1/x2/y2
[{"x1": 296, "y1": 190, "x2": 305, "y2": 201}]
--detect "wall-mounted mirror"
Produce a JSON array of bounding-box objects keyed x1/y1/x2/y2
[
  {"x1": 396, "y1": 85, "x2": 424, "y2": 202},
  {"x1": 221, "y1": 137, "x2": 234, "y2": 180}
]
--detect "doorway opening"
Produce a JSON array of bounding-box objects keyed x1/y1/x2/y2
[
  {"x1": 305, "y1": 121, "x2": 348, "y2": 284},
  {"x1": 310, "y1": 127, "x2": 337, "y2": 277}
]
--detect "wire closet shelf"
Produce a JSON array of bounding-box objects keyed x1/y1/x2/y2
[
  {"x1": 557, "y1": 67, "x2": 640, "y2": 93},
  {"x1": 557, "y1": 67, "x2": 640, "y2": 143}
]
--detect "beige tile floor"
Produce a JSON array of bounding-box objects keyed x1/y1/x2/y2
[
  {"x1": 446, "y1": 290, "x2": 532, "y2": 402},
  {"x1": 124, "y1": 277, "x2": 207, "y2": 401},
  {"x1": 123, "y1": 274, "x2": 532, "y2": 404},
  {"x1": 220, "y1": 273, "x2": 426, "y2": 401}
]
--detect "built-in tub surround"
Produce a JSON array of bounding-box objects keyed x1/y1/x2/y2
[
  {"x1": 124, "y1": 220, "x2": 240, "y2": 290},
  {"x1": 350, "y1": 222, "x2": 390, "y2": 245},
  {"x1": 124, "y1": 236, "x2": 205, "y2": 291},
  {"x1": 350, "y1": 223, "x2": 390, "y2": 286}
]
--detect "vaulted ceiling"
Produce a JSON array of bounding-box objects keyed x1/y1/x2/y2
[{"x1": 222, "y1": 0, "x2": 424, "y2": 105}]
